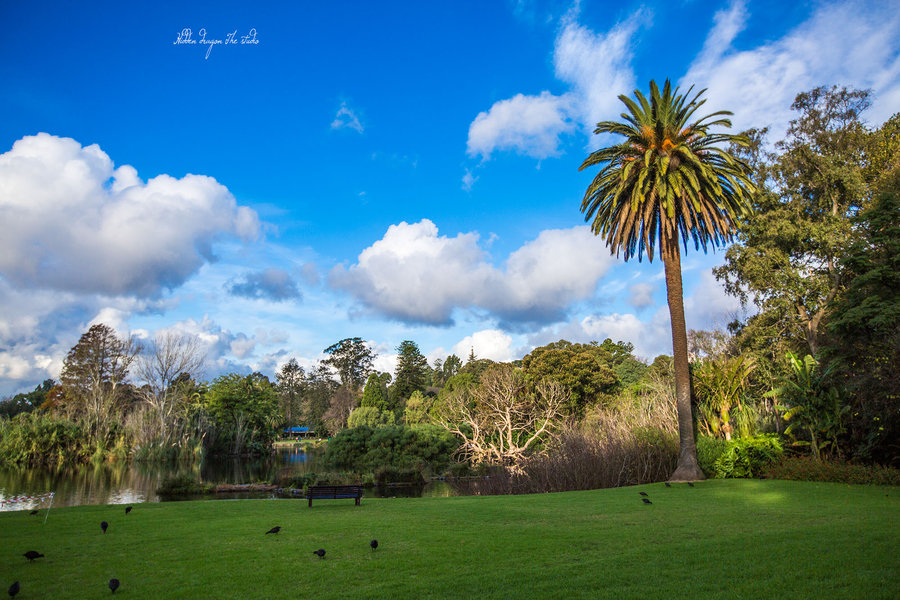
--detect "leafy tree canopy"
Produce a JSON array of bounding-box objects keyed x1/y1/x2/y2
[
  {"x1": 390, "y1": 341, "x2": 429, "y2": 409},
  {"x1": 716, "y1": 86, "x2": 873, "y2": 356},
  {"x1": 322, "y1": 337, "x2": 375, "y2": 391},
  {"x1": 522, "y1": 340, "x2": 620, "y2": 416}
]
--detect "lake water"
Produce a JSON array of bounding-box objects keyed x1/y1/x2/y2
[{"x1": 0, "y1": 446, "x2": 455, "y2": 511}]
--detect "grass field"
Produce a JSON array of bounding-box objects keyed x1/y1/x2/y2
[{"x1": 2, "y1": 480, "x2": 897, "y2": 599}]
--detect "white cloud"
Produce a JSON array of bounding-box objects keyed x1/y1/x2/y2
[
  {"x1": 328, "y1": 220, "x2": 615, "y2": 326},
  {"x1": 627, "y1": 282, "x2": 655, "y2": 310},
  {"x1": 683, "y1": 269, "x2": 743, "y2": 331},
  {"x1": 552, "y1": 9, "x2": 642, "y2": 138},
  {"x1": 466, "y1": 91, "x2": 575, "y2": 159},
  {"x1": 465, "y1": 8, "x2": 643, "y2": 162},
  {"x1": 0, "y1": 133, "x2": 260, "y2": 298},
  {"x1": 331, "y1": 102, "x2": 364, "y2": 133},
  {"x1": 683, "y1": 0, "x2": 900, "y2": 138},
  {"x1": 461, "y1": 168, "x2": 478, "y2": 191},
  {"x1": 453, "y1": 330, "x2": 515, "y2": 363}
]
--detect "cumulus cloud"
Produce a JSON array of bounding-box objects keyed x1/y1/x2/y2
[
  {"x1": 683, "y1": 0, "x2": 900, "y2": 138},
  {"x1": 328, "y1": 220, "x2": 615, "y2": 326},
  {"x1": 0, "y1": 133, "x2": 262, "y2": 395},
  {"x1": 227, "y1": 268, "x2": 301, "y2": 302},
  {"x1": 466, "y1": 91, "x2": 575, "y2": 159},
  {"x1": 465, "y1": 8, "x2": 642, "y2": 161},
  {"x1": 331, "y1": 102, "x2": 364, "y2": 133},
  {"x1": 0, "y1": 133, "x2": 260, "y2": 298},
  {"x1": 453, "y1": 329, "x2": 515, "y2": 363}
]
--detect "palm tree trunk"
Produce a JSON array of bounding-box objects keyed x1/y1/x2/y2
[{"x1": 662, "y1": 234, "x2": 706, "y2": 481}]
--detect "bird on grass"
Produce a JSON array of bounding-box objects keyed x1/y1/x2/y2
[
  {"x1": 108, "y1": 578, "x2": 119, "y2": 594},
  {"x1": 664, "y1": 482, "x2": 671, "y2": 488},
  {"x1": 265, "y1": 526, "x2": 281, "y2": 535},
  {"x1": 642, "y1": 498, "x2": 652, "y2": 505},
  {"x1": 23, "y1": 551, "x2": 44, "y2": 562},
  {"x1": 313, "y1": 549, "x2": 326, "y2": 559},
  {"x1": 29, "y1": 510, "x2": 38, "y2": 515},
  {"x1": 125, "y1": 506, "x2": 132, "y2": 515},
  {"x1": 8, "y1": 581, "x2": 19, "y2": 597},
  {"x1": 687, "y1": 482, "x2": 695, "y2": 487},
  {"x1": 639, "y1": 492, "x2": 648, "y2": 497},
  {"x1": 370, "y1": 539, "x2": 378, "y2": 551},
  {"x1": 101, "y1": 521, "x2": 109, "y2": 534}
]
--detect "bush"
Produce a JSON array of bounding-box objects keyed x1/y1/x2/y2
[
  {"x1": 697, "y1": 436, "x2": 730, "y2": 476},
  {"x1": 764, "y1": 456, "x2": 900, "y2": 485},
  {"x1": 712, "y1": 435, "x2": 784, "y2": 478},
  {"x1": 0, "y1": 412, "x2": 95, "y2": 465},
  {"x1": 325, "y1": 424, "x2": 459, "y2": 474},
  {"x1": 348, "y1": 406, "x2": 395, "y2": 428}
]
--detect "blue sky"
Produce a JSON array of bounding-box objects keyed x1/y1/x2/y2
[{"x1": 1, "y1": 0, "x2": 898, "y2": 395}]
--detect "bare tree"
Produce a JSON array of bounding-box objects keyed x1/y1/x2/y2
[
  {"x1": 135, "y1": 331, "x2": 205, "y2": 439},
  {"x1": 436, "y1": 364, "x2": 567, "y2": 468},
  {"x1": 322, "y1": 385, "x2": 357, "y2": 434}
]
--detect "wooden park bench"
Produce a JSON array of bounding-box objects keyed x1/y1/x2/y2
[{"x1": 306, "y1": 485, "x2": 363, "y2": 507}]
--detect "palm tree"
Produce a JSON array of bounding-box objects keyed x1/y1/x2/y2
[{"x1": 579, "y1": 80, "x2": 754, "y2": 480}]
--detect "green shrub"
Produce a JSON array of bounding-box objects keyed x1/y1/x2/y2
[
  {"x1": 696, "y1": 436, "x2": 730, "y2": 476},
  {"x1": 325, "y1": 424, "x2": 459, "y2": 473},
  {"x1": 0, "y1": 412, "x2": 94, "y2": 465},
  {"x1": 712, "y1": 435, "x2": 784, "y2": 478},
  {"x1": 764, "y1": 456, "x2": 900, "y2": 485}
]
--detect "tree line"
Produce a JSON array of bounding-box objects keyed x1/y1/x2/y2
[{"x1": 2, "y1": 82, "x2": 896, "y2": 482}]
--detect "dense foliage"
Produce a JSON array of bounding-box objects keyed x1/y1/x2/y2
[{"x1": 324, "y1": 424, "x2": 459, "y2": 473}]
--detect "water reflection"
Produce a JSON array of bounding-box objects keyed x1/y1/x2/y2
[{"x1": 0, "y1": 446, "x2": 455, "y2": 510}]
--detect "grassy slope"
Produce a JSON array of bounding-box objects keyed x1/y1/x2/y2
[{"x1": 1, "y1": 480, "x2": 897, "y2": 599}]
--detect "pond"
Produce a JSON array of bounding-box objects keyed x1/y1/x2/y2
[{"x1": 0, "y1": 445, "x2": 455, "y2": 511}]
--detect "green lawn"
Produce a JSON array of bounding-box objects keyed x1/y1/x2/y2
[{"x1": 2, "y1": 480, "x2": 897, "y2": 599}]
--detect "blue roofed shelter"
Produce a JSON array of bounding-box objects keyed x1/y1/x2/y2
[{"x1": 282, "y1": 426, "x2": 313, "y2": 440}]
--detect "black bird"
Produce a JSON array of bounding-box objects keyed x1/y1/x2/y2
[
  {"x1": 125, "y1": 506, "x2": 132, "y2": 515},
  {"x1": 29, "y1": 509, "x2": 39, "y2": 515},
  {"x1": 370, "y1": 539, "x2": 378, "y2": 551},
  {"x1": 108, "y1": 578, "x2": 119, "y2": 594},
  {"x1": 8, "y1": 581, "x2": 19, "y2": 597},
  {"x1": 687, "y1": 482, "x2": 695, "y2": 487},
  {"x1": 642, "y1": 498, "x2": 652, "y2": 505},
  {"x1": 265, "y1": 526, "x2": 281, "y2": 535},
  {"x1": 664, "y1": 482, "x2": 672, "y2": 488},
  {"x1": 101, "y1": 521, "x2": 109, "y2": 534},
  {"x1": 313, "y1": 549, "x2": 326, "y2": 559},
  {"x1": 639, "y1": 492, "x2": 648, "y2": 497},
  {"x1": 23, "y1": 551, "x2": 44, "y2": 562}
]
